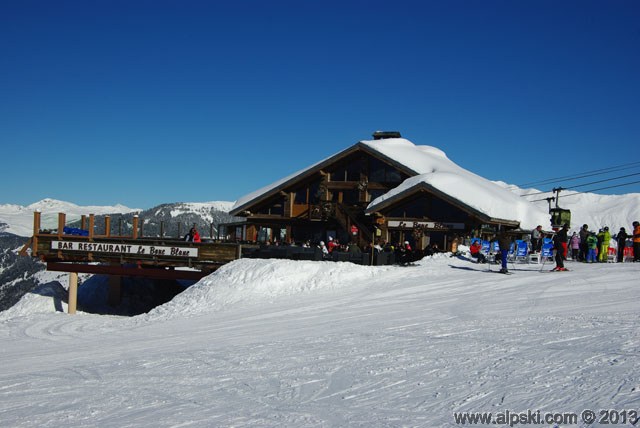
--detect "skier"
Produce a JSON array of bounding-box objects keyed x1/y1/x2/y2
[
  {"x1": 569, "y1": 232, "x2": 580, "y2": 260},
  {"x1": 552, "y1": 230, "x2": 568, "y2": 271},
  {"x1": 616, "y1": 227, "x2": 628, "y2": 263},
  {"x1": 491, "y1": 229, "x2": 512, "y2": 274},
  {"x1": 556, "y1": 223, "x2": 570, "y2": 260},
  {"x1": 586, "y1": 232, "x2": 598, "y2": 263},
  {"x1": 578, "y1": 224, "x2": 590, "y2": 262},
  {"x1": 633, "y1": 221, "x2": 640, "y2": 262},
  {"x1": 597, "y1": 227, "x2": 611, "y2": 262}
]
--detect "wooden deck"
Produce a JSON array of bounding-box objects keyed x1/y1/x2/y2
[{"x1": 21, "y1": 212, "x2": 246, "y2": 313}]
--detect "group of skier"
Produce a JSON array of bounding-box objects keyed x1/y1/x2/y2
[
  {"x1": 469, "y1": 220, "x2": 640, "y2": 274},
  {"x1": 549, "y1": 221, "x2": 640, "y2": 270}
]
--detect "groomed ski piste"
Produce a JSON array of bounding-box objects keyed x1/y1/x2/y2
[{"x1": 1, "y1": 252, "x2": 639, "y2": 427}]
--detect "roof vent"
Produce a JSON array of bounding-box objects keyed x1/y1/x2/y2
[{"x1": 372, "y1": 130, "x2": 401, "y2": 140}]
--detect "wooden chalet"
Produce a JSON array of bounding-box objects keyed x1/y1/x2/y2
[{"x1": 226, "y1": 132, "x2": 538, "y2": 251}]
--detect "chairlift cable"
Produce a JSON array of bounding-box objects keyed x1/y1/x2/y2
[
  {"x1": 517, "y1": 161, "x2": 640, "y2": 187},
  {"x1": 520, "y1": 171, "x2": 640, "y2": 197},
  {"x1": 527, "y1": 179, "x2": 640, "y2": 201},
  {"x1": 556, "y1": 179, "x2": 640, "y2": 197}
]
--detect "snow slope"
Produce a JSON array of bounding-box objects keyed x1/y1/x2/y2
[{"x1": 1, "y1": 255, "x2": 639, "y2": 427}]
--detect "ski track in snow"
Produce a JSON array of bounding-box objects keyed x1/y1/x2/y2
[{"x1": 0, "y1": 255, "x2": 639, "y2": 427}]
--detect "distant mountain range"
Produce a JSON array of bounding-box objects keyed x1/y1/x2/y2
[{"x1": 0, "y1": 199, "x2": 238, "y2": 312}]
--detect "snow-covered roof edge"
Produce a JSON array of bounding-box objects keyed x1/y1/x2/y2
[{"x1": 231, "y1": 137, "x2": 551, "y2": 229}]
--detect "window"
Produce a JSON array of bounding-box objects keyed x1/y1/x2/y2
[{"x1": 369, "y1": 158, "x2": 404, "y2": 183}]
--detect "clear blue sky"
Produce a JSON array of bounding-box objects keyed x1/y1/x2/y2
[{"x1": 2, "y1": 1, "x2": 639, "y2": 209}]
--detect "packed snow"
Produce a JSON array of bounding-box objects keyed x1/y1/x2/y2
[{"x1": 1, "y1": 253, "x2": 639, "y2": 427}]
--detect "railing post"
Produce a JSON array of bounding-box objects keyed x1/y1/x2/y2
[
  {"x1": 58, "y1": 213, "x2": 66, "y2": 238},
  {"x1": 32, "y1": 211, "x2": 41, "y2": 256},
  {"x1": 104, "y1": 215, "x2": 111, "y2": 237},
  {"x1": 68, "y1": 272, "x2": 78, "y2": 314},
  {"x1": 88, "y1": 214, "x2": 95, "y2": 239},
  {"x1": 132, "y1": 215, "x2": 139, "y2": 239}
]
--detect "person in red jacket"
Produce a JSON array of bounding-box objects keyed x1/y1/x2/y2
[
  {"x1": 327, "y1": 236, "x2": 338, "y2": 253},
  {"x1": 185, "y1": 227, "x2": 201, "y2": 242},
  {"x1": 469, "y1": 240, "x2": 487, "y2": 264}
]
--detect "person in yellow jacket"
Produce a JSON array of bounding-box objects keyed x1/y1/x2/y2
[
  {"x1": 633, "y1": 221, "x2": 640, "y2": 262},
  {"x1": 597, "y1": 227, "x2": 611, "y2": 262}
]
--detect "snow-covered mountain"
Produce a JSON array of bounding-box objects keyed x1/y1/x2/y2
[
  {"x1": 0, "y1": 198, "x2": 237, "y2": 238},
  {"x1": 0, "y1": 198, "x2": 141, "y2": 237}
]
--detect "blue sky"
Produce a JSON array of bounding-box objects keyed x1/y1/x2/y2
[{"x1": 2, "y1": 1, "x2": 639, "y2": 209}]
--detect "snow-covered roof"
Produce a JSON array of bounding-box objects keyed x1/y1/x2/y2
[
  {"x1": 361, "y1": 138, "x2": 551, "y2": 229},
  {"x1": 231, "y1": 137, "x2": 550, "y2": 229}
]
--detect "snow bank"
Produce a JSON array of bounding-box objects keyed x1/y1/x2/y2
[
  {"x1": 146, "y1": 258, "x2": 391, "y2": 320},
  {"x1": 0, "y1": 282, "x2": 68, "y2": 320}
]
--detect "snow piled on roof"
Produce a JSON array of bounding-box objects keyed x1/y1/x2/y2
[
  {"x1": 231, "y1": 137, "x2": 550, "y2": 228},
  {"x1": 361, "y1": 138, "x2": 550, "y2": 229}
]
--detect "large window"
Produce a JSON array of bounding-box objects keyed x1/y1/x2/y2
[{"x1": 369, "y1": 158, "x2": 404, "y2": 183}]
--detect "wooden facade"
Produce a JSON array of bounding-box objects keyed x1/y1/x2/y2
[{"x1": 228, "y1": 137, "x2": 520, "y2": 251}]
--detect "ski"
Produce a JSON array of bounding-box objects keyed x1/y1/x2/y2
[{"x1": 485, "y1": 270, "x2": 513, "y2": 275}]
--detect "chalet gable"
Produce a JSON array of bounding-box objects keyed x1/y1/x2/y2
[
  {"x1": 229, "y1": 142, "x2": 415, "y2": 216},
  {"x1": 364, "y1": 180, "x2": 519, "y2": 227}
]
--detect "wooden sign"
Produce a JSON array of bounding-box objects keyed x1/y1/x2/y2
[{"x1": 51, "y1": 240, "x2": 199, "y2": 258}]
